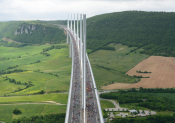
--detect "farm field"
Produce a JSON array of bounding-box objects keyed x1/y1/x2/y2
[
  {"x1": 102, "y1": 56, "x2": 175, "y2": 89},
  {"x1": 0, "y1": 104, "x2": 67, "y2": 123},
  {"x1": 89, "y1": 43, "x2": 149, "y2": 88},
  {"x1": 0, "y1": 44, "x2": 71, "y2": 96}
]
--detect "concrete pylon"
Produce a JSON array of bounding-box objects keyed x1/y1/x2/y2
[
  {"x1": 71, "y1": 14, "x2": 72, "y2": 33},
  {"x1": 69, "y1": 38, "x2": 72, "y2": 58},
  {"x1": 80, "y1": 14, "x2": 83, "y2": 109},
  {"x1": 67, "y1": 14, "x2": 69, "y2": 29},
  {"x1": 77, "y1": 14, "x2": 79, "y2": 50},
  {"x1": 83, "y1": 14, "x2": 86, "y2": 123},
  {"x1": 67, "y1": 15, "x2": 69, "y2": 44},
  {"x1": 67, "y1": 33, "x2": 69, "y2": 44},
  {"x1": 74, "y1": 14, "x2": 76, "y2": 39}
]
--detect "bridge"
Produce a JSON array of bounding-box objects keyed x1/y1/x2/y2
[{"x1": 61, "y1": 14, "x2": 104, "y2": 123}]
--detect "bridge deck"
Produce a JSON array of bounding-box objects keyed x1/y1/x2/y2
[{"x1": 62, "y1": 25, "x2": 102, "y2": 123}]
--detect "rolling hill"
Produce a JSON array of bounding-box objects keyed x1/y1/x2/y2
[
  {"x1": 1, "y1": 11, "x2": 175, "y2": 122},
  {"x1": 86, "y1": 11, "x2": 175, "y2": 57}
]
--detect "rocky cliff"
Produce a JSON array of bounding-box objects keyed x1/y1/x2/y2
[{"x1": 14, "y1": 24, "x2": 37, "y2": 35}]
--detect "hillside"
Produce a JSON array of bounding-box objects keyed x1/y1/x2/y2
[
  {"x1": 0, "y1": 21, "x2": 66, "y2": 47},
  {"x1": 88, "y1": 43, "x2": 149, "y2": 88},
  {"x1": 86, "y1": 11, "x2": 175, "y2": 57}
]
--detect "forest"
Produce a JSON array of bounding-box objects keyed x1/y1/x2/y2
[
  {"x1": 112, "y1": 114, "x2": 175, "y2": 123},
  {"x1": 86, "y1": 11, "x2": 175, "y2": 56},
  {"x1": 100, "y1": 92, "x2": 175, "y2": 111}
]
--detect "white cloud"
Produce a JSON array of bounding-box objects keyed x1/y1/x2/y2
[{"x1": 0, "y1": 0, "x2": 175, "y2": 21}]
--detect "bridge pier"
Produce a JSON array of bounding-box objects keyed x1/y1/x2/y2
[
  {"x1": 69, "y1": 37, "x2": 72, "y2": 58},
  {"x1": 77, "y1": 14, "x2": 79, "y2": 50},
  {"x1": 74, "y1": 14, "x2": 76, "y2": 39}
]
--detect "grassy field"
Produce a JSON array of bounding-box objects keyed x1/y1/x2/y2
[
  {"x1": 0, "y1": 93, "x2": 68, "y2": 104},
  {"x1": 0, "y1": 44, "x2": 71, "y2": 96},
  {"x1": 119, "y1": 103, "x2": 150, "y2": 110},
  {"x1": 0, "y1": 43, "x2": 148, "y2": 94},
  {"x1": 89, "y1": 43, "x2": 149, "y2": 88},
  {"x1": 0, "y1": 77, "x2": 26, "y2": 95},
  {"x1": 100, "y1": 100, "x2": 115, "y2": 109},
  {"x1": 0, "y1": 42, "x2": 70, "y2": 123},
  {"x1": 0, "y1": 104, "x2": 67, "y2": 123},
  {"x1": 2, "y1": 71, "x2": 69, "y2": 95}
]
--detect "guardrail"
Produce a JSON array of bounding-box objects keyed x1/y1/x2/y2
[{"x1": 86, "y1": 53, "x2": 104, "y2": 123}]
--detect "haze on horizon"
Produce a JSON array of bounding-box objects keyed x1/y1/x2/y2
[{"x1": 0, "y1": 0, "x2": 175, "y2": 21}]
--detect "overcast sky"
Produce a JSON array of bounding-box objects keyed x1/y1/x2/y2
[{"x1": 0, "y1": 0, "x2": 175, "y2": 21}]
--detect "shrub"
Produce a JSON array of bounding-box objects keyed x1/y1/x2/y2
[{"x1": 13, "y1": 108, "x2": 22, "y2": 115}]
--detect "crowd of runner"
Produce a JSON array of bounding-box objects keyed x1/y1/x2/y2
[
  {"x1": 65, "y1": 26, "x2": 100, "y2": 123},
  {"x1": 86, "y1": 61, "x2": 100, "y2": 123},
  {"x1": 69, "y1": 30, "x2": 82, "y2": 123}
]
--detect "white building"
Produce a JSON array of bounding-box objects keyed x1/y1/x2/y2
[{"x1": 129, "y1": 109, "x2": 138, "y2": 113}]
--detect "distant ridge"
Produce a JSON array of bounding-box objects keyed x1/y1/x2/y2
[{"x1": 0, "y1": 22, "x2": 66, "y2": 46}]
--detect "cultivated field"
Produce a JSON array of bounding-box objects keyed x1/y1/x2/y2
[
  {"x1": 102, "y1": 56, "x2": 175, "y2": 89},
  {"x1": 89, "y1": 43, "x2": 149, "y2": 88}
]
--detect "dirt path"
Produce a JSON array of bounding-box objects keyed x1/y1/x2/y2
[
  {"x1": 0, "y1": 101, "x2": 66, "y2": 105},
  {"x1": 2, "y1": 37, "x2": 21, "y2": 44},
  {"x1": 101, "y1": 98, "x2": 128, "y2": 111}
]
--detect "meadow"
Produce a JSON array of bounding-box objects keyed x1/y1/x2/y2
[
  {"x1": 0, "y1": 104, "x2": 67, "y2": 123},
  {"x1": 100, "y1": 100, "x2": 115, "y2": 109},
  {"x1": 0, "y1": 44, "x2": 71, "y2": 96},
  {"x1": 0, "y1": 42, "x2": 71, "y2": 122},
  {"x1": 0, "y1": 42, "x2": 149, "y2": 95},
  {"x1": 0, "y1": 77, "x2": 26, "y2": 96},
  {"x1": 89, "y1": 43, "x2": 149, "y2": 88},
  {"x1": 0, "y1": 93, "x2": 68, "y2": 104}
]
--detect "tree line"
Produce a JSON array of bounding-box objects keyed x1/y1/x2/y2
[
  {"x1": 40, "y1": 45, "x2": 67, "y2": 56},
  {"x1": 12, "y1": 113, "x2": 65, "y2": 123},
  {"x1": 112, "y1": 114, "x2": 175, "y2": 123},
  {"x1": 128, "y1": 87, "x2": 175, "y2": 93},
  {"x1": 100, "y1": 91, "x2": 175, "y2": 111},
  {"x1": 0, "y1": 69, "x2": 27, "y2": 75}
]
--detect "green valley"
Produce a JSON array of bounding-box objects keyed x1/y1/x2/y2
[{"x1": 1, "y1": 11, "x2": 175, "y2": 123}]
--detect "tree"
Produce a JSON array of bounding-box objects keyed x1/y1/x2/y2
[{"x1": 13, "y1": 108, "x2": 22, "y2": 115}]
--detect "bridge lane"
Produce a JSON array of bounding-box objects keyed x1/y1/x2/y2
[
  {"x1": 63, "y1": 27, "x2": 82, "y2": 123},
  {"x1": 86, "y1": 60, "x2": 100, "y2": 123},
  {"x1": 61, "y1": 25, "x2": 103, "y2": 123}
]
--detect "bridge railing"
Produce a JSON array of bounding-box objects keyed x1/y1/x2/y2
[
  {"x1": 86, "y1": 53, "x2": 104, "y2": 123},
  {"x1": 64, "y1": 29, "x2": 74, "y2": 123}
]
